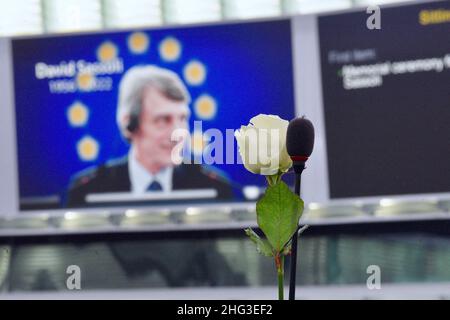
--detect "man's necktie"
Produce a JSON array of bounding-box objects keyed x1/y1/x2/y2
[{"x1": 147, "y1": 180, "x2": 163, "y2": 192}]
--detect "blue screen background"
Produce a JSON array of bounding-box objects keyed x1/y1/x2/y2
[{"x1": 12, "y1": 19, "x2": 296, "y2": 205}]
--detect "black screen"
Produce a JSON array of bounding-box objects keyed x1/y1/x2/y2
[{"x1": 318, "y1": 1, "x2": 450, "y2": 198}]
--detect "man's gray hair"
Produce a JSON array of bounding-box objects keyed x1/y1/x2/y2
[{"x1": 116, "y1": 65, "x2": 191, "y2": 139}]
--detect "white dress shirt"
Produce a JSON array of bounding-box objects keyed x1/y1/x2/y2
[{"x1": 128, "y1": 147, "x2": 173, "y2": 194}]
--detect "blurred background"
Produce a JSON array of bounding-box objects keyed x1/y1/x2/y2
[
  {"x1": 0, "y1": 0, "x2": 408, "y2": 36},
  {"x1": 1, "y1": 0, "x2": 450, "y2": 300}
]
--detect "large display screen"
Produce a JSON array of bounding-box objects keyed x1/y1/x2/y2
[
  {"x1": 13, "y1": 19, "x2": 296, "y2": 210},
  {"x1": 318, "y1": 1, "x2": 450, "y2": 199}
]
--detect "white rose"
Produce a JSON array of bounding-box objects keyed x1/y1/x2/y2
[{"x1": 235, "y1": 114, "x2": 292, "y2": 176}]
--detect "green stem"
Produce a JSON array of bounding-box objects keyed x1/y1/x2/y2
[
  {"x1": 266, "y1": 175, "x2": 275, "y2": 186},
  {"x1": 266, "y1": 172, "x2": 285, "y2": 186},
  {"x1": 275, "y1": 254, "x2": 284, "y2": 300}
]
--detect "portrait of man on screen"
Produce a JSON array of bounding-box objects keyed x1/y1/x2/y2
[{"x1": 66, "y1": 65, "x2": 233, "y2": 207}]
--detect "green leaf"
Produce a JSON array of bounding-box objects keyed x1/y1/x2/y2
[
  {"x1": 245, "y1": 228, "x2": 274, "y2": 257},
  {"x1": 256, "y1": 181, "x2": 304, "y2": 252}
]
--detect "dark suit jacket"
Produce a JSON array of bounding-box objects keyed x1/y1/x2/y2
[{"x1": 66, "y1": 157, "x2": 233, "y2": 207}]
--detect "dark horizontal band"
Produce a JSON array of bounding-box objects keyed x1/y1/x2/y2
[{"x1": 290, "y1": 155, "x2": 309, "y2": 162}]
